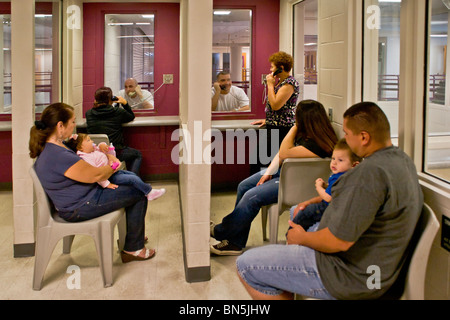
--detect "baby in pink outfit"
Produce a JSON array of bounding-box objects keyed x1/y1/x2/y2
[{"x1": 66, "y1": 133, "x2": 165, "y2": 201}]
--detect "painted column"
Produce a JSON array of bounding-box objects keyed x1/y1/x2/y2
[
  {"x1": 179, "y1": 0, "x2": 212, "y2": 282},
  {"x1": 11, "y1": 0, "x2": 35, "y2": 257}
]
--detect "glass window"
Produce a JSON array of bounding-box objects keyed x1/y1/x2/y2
[
  {"x1": 293, "y1": 0, "x2": 318, "y2": 101},
  {"x1": 0, "y1": 6, "x2": 58, "y2": 115},
  {"x1": 35, "y1": 13, "x2": 56, "y2": 113},
  {"x1": 212, "y1": 9, "x2": 252, "y2": 113},
  {"x1": 104, "y1": 14, "x2": 155, "y2": 111},
  {"x1": 0, "y1": 14, "x2": 11, "y2": 114},
  {"x1": 363, "y1": 0, "x2": 401, "y2": 145},
  {"x1": 425, "y1": 0, "x2": 450, "y2": 183}
]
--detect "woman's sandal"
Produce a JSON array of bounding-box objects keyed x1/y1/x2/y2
[{"x1": 120, "y1": 248, "x2": 156, "y2": 263}]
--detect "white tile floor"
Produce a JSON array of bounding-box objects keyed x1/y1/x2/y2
[{"x1": 0, "y1": 181, "x2": 289, "y2": 300}]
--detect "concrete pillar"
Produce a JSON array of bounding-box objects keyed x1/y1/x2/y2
[
  {"x1": 230, "y1": 45, "x2": 242, "y2": 82},
  {"x1": 11, "y1": 0, "x2": 35, "y2": 257},
  {"x1": 179, "y1": 0, "x2": 212, "y2": 282}
]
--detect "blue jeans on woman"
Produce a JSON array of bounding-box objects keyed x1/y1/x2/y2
[
  {"x1": 213, "y1": 169, "x2": 280, "y2": 249},
  {"x1": 109, "y1": 170, "x2": 151, "y2": 196},
  {"x1": 236, "y1": 223, "x2": 335, "y2": 299},
  {"x1": 58, "y1": 185, "x2": 148, "y2": 252}
]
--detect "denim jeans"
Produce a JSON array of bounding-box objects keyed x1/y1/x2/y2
[
  {"x1": 289, "y1": 201, "x2": 328, "y2": 231},
  {"x1": 58, "y1": 185, "x2": 148, "y2": 252},
  {"x1": 236, "y1": 224, "x2": 336, "y2": 299},
  {"x1": 214, "y1": 169, "x2": 280, "y2": 249},
  {"x1": 109, "y1": 170, "x2": 151, "y2": 196},
  {"x1": 116, "y1": 147, "x2": 142, "y2": 176}
]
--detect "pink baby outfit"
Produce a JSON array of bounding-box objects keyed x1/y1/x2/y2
[{"x1": 77, "y1": 142, "x2": 116, "y2": 188}]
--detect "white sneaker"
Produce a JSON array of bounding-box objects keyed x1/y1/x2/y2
[{"x1": 147, "y1": 188, "x2": 166, "y2": 201}]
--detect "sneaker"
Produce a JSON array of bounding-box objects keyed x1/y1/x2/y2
[
  {"x1": 147, "y1": 188, "x2": 166, "y2": 201},
  {"x1": 210, "y1": 240, "x2": 243, "y2": 256},
  {"x1": 210, "y1": 221, "x2": 215, "y2": 238}
]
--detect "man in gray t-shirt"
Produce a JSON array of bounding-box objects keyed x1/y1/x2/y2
[
  {"x1": 316, "y1": 145, "x2": 423, "y2": 299},
  {"x1": 236, "y1": 102, "x2": 423, "y2": 300}
]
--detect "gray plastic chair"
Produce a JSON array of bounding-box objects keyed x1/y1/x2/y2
[
  {"x1": 29, "y1": 166, "x2": 126, "y2": 290},
  {"x1": 261, "y1": 157, "x2": 331, "y2": 243},
  {"x1": 89, "y1": 133, "x2": 110, "y2": 146}
]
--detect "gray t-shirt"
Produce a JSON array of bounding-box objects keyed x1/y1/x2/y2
[{"x1": 316, "y1": 146, "x2": 423, "y2": 300}]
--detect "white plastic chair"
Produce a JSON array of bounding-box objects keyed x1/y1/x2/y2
[
  {"x1": 398, "y1": 203, "x2": 439, "y2": 300},
  {"x1": 30, "y1": 166, "x2": 126, "y2": 290},
  {"x1": 261, "y1": 157, "x2": 331, "y2": 243}
]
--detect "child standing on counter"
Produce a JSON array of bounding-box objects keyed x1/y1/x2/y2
[
  {"x1": 66, "y1": 133, "x2": 165, "y2": 201},
  {"x1": 289, "y1": 139, "x2": 361, "y2": 231}
]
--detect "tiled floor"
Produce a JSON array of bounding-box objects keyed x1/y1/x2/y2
[{"x1": 0, "y1": 181, "x2": 289, "y2": 300}]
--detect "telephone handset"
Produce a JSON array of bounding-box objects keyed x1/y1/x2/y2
[
  {"x1": 220, "y1": 84, "x2": 226, "y2": 90},
  {"x1": 129, "y1": 85, "x2": 141, "y2": 98},
  {"x1": 273, "y1": 68, "x2": 283, "y2": 76}
]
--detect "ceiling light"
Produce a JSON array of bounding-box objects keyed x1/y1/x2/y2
[{"x1": 214, "y1": 11, "x2": 231, "y2": 15}]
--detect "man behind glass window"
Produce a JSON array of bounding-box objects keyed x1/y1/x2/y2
[
  {"x1": 117, "y1": 78, "x2": 154, "y2": 110},
  {"x1": 211, "y1": 72, "x2": 249, "y2": 112}
]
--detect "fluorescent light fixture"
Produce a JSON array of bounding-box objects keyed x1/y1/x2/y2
[
  {"x1": 430, "y1": 34, "x2": 448, "y2": 38},
  {"x1": 431, "y1": 21, "x2": 448, "y2": 25},
  {"x1": 304, "y1": 43, "x2": 317, "y2": 46},
  {"x1": 136, "y1": 23, "x2": 151, "y2": 25},
  {"x1": 108, "y1": 22, "x2": 134, "y2": 26},
  {"x1": 142, "y1": 14, "x2": 155, "y2": 19},
  {"x1": 116, "y1": 35, "x2": 154, "y2": 39},
  {"x1": 214, "y1": 11, "x2": 231, "y2": 15},
  {"x1": 35, "y1": 14, "x2": 52, "y2": 18}
]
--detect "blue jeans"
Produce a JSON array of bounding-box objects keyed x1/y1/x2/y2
[
  {"x1": 236, "y1": 224, "x2": 335, "y2": 299},
  {"x1": 110, "y1": 170, "x2": 151, "y2": 195},
  {"x1": 116, "y1": 147, "x2": 142, "y2": 176},
  {"x1": 58, "y1": 185, "x2": 148, "y2": 252},
  {"x1": 289, "y1": 201, "x2": 328, "y2": 231},
  {"x1": 214, "y1": 169, "x2": 280, "y2": 249}
]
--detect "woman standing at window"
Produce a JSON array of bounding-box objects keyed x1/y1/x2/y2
[{"x1": 252, "y1": 51, "x2": 300, "y2": 151}]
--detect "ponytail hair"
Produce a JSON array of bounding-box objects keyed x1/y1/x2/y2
[{"x1": 29, "y1": 103, "x2": 74, "y2": 158}]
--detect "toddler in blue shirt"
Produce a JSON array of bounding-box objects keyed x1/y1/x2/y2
[{"x1": 289, "y1": 139, "x2": 361, "y2": 231}]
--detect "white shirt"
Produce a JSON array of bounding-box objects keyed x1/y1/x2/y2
[
  {"x1": 211, "y1": 85, "x2": 249, "y2": 112},
  {"x1": 117, "y1": 89, "x2": 154, "y2": 109}
]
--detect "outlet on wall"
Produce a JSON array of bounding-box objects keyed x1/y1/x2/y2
[{"x1": 163, "y1": 74, "x2": 173, "y2": 84}]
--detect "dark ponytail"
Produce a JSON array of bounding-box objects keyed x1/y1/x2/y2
[{"x1": 29, "y1": 103, "x2": 74, "y2": 158}]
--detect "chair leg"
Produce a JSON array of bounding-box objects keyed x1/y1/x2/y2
[
  {"x1": 268, "y1": 206, "x2": 280, "y2": 244},
  {"x1": 94, "y1": 222, "x2": 115, "y2": 288},
  {"x1": 62, "y1": 235, "x2": 75, "y2": 254},
  {"x1": 261, "y1": 206, "x2": 268, "y2": 241},
  {"x1": 33, "y1": 228, "x2": 58, "y2": 291},
  {"x1": 117, "y1": 214, "x2": 126, "y2": 251}
]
